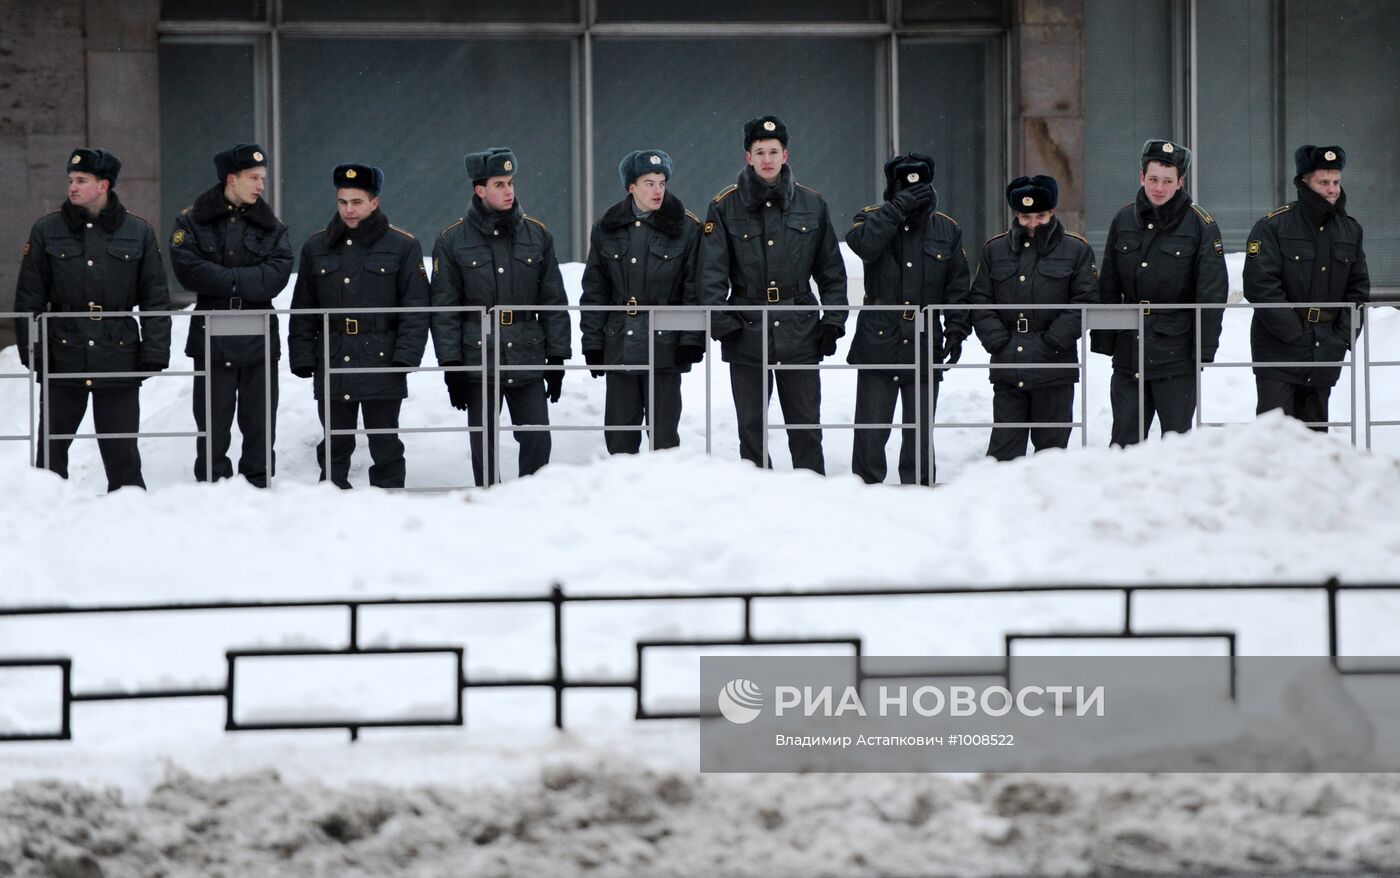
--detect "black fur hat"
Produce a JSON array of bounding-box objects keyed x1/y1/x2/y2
[
  {"x1": 466, "y1": 147, "x2": 517, "y2": 184},
  {"x1": 1141, "y1": 138, "x2": 1191, "y2": 173},
  {"x1": 618, "y1": 149, "x2": 673, "y2": 188},
  {"x1": 1295, "y1": 144, "x2": 1346, "y2": 178},
  {"x1": 882, "y1": 152, "x2": 934, "y2": 200},
  {"x1": 333, "y1": 163, "x2": 384, "y2": 196},
  {"x1": 68, "y1": 148, "x2": 121, "y2": 185},
  {"x1": 214, "y1": 143, "x2": 267, "y2": 181},
  {"x1": 1007, "y1": 174, "x2": 1058, "y2": 212},
  {"x1": 744, "y1": 115, "x2": 788, "y2": 150}
]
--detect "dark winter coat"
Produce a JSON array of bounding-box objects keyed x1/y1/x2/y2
[
  {"x1": 1093, "y1": 189, "x2": 1228, "y2": 380},
  {"x1": 580, "y1": 192, "x2": 703, "y2": 372},
  {"x1": 1243, "y1": 184, "x2": 1369, "y2": 387},
  {"x1": 428, "y1": 198, "x2": 571, "y2": 384},
  {"x1": 15, "y1": 195, "x2": 172, "y2": 387},
  {"x1": 970, "y1": 218, "x2": 1098, "y2": 389},
  {"x1": 287, "y1": 211, "x2": 430, "y2": 401},
  {"x1": 845, "y1": 190, "x2": 971, "y2": 379},
  {"x1": 697, "y1": 166, "x2": 848, "y2": 367},
  {"x1": 169, "y1": 185, "x2": 293, "y2": 365}
]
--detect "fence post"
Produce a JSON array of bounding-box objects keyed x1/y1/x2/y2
[{"x1": 551, "y1": 582, "x2": 565, "y2": 730}]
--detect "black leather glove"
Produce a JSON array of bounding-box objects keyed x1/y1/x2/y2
[
  {"x1": 715, "y1": 325, "x2": 744, "y2": 345},
  {"x1": 544, "y1": 356, "x2": 565, "y2": 404},
  {"x1": 819, "y1": 324, "x2": 841, "y2": 358},
  {"x1": 675, "y1": 343, "x2": 705, "y2": 366},
  {"x1": 941, "y1": 336, "x2": 963, "y2": 365},
  {"x1": 441, "y1": 361, "x2": 471, "y2": 411},
  {"x1": 291, "y1": 363, "x2": 315, "y2": 379},
  {"x1": 584, "y1": 349, "x2": 605, "y2": 378},
  {"x1": 890, "y1": 182, "x2": 933, "y2": 217}
]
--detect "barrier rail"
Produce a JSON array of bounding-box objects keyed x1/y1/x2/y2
[
  {"x1": 3, "y1": 300, "x2": 1396, "y2": 488},
  {"x1": 1, "y1": 577, "x2": 1393, "y2": 742}
]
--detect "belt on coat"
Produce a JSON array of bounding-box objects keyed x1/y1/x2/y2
[
  {"x1": 1296, "y1": 306, "x2": 1337, "y2": 324},
  {"x1": 462, "y1": 307, "x2": 539, "y2": 326},
  {"x1": 197, "y1": 295, "x2": 271, "y2": 311},
  {"x1": 329, "y1": 315, "x2": 392, "y2": 335},
  {"x1": 731, "y1": 285, "x2": 798, "y2": 304}
]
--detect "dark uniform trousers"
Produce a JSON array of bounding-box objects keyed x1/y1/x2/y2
[
  {"x1": 315, "y1": 398, "x2": 404, "y2": 489},
  {"x1": 1109, "y1": 372, "x2": 1197, "y2": 446},
  {"x1": 36, "y1": 384, "x2": 144, "y2": 491},
  {"x1": 1256, "y1": 377, "x2": 1332, "y2": 431},
  {"x1": 852, "y1": 372, "x2": 938, "y2": 486},
  {"x1": 730, "y1": 364, "x2": 823, "y2": 473},
  {"x1": 192, "y1": 358, "x2": 277, "y2": 486},
  {"x1": 986, "y1": 383, "x2": 1074, "y2": 461},
  {"x1": 466, "y1": 377, "x2": 550, "y2": 486},
  {"x1": 605, "y1": 371, "x2": 682, "y2": 454}
]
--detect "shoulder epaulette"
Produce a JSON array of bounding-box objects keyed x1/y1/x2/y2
[
  {"x1": 439, "y1": 218, "x2": 464, "y2": 237},
  {"x1": 861, "y1": 204, "x2": 880, "y2": 213},
  {"x1": 1191, "y1": 204, "x2": 1216, "y2": 225},
  {"x1": 180, "y1": 206, "x2": 192, "y2": 216},
  {"x1": 796, "y1": 183, "x2": 823, "y2": 197},
  {"x1": 125, "y1": 211, "x2": 154, "y2": 228},
  {"x1": 1266, "y1": 204, "x2": 1292, "y2": 219},
  {"x1": 984, "y1": 231, "x2": 1009, "y2": 245},
  {"x1": 712, "y1": 184, "x2": 738, "y2": 203},
  {"x1": 684, "y1": 209, "x2": 701, "y2": 225},
  {"x1": 935, "y1": 211, "x2": 960, "y2": 228},
  {"x1": 524, "y1": 215, "x2": 548, "y2": 231},
  {"x1": 389, "y1": 224, "x2": 415, "y2": 240},
  {"x1": 1066, "y1": 231, "x2": 1090, "y2": 244}
]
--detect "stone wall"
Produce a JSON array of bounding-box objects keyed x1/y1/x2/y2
[{"x1": 1016, "y1": 0, "x2": 1085, "y2": 236}]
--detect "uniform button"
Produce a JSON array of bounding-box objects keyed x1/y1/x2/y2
[
  {"x1": 878, "y1": 330, "x2": 884, "y2": 336},
  {"x1": 85, "y1": 223, "x2": 92, "y2": 229},
  {"x1": 1140, "y1": 262, "x2": 1148, "y2": 268},
  {"x1": 1017, "y1": 381, "x2": 1024, "y2": 388},
  {"x1": 1322, "y1": 266, "x2": 1327, "y2": 272},
  {"x1": 506, "y1": 342, "x2": 512, "y2": 348},
  {"x1": 906, "y1": 262, "x2": 913, "y2": 268},
  {"x1": 506, "y1": 378, "x2": 513, "y2": 384},
  {"x1": 1315, "y1": 342, "x2": 1321, "y2": 347},
  {"x1": 773, "y1": 320, "x2": 780, "y2": 326},
  {"x1": 1023, "y1": 241, "x2": 1030, "y2": 248},
  {"x1": 1017, "y1": 346, "x2": 1023, "y2": 352},
  {"x1": 344, "y1": 355, "x2": 351, "y2": 362},
  {"x1": 902, "y1": 339, "x2": 909, "y2": 344},
  {"x1": 1147, "y1": 223, "x2": 1154, "y2": 229},
  {"x1": 1294, "y1": 256, "x2": 1300, "y2": 261},
  {"x1": 85, "y1": 379, "x2": 92, "y2": 386},
  {"x1": 626, "y1": 330, "x2": 633, "y2": 336},
  {"x1": 1019, "y1": 275, "x2": 1026, "y2": 282},
  {"x1": 471, "y1": 261, "x2": 478, "y2": 266},
  {"x1": 630, "y1": 257, "x2": 637, "y2": 263},
  {"x1": 903, "y1": 226, "x2": 909, "y2": 231},
  {"x1": 343, "y1": 277, "x2": 350, "y2": 284},
  {"x1": 498, "y1": 267, "x2": 505, "y2": 273},
  {"x1": 767, "y1": 240, "x2": 774, "y2": 246},
  {"x1": 86, "y1": 259, "x2": 93, "y2": 266},
  {"x1": 493, "y1": 230, "x2": 499, "y2": 236},
  {"x1": 344, "y1": 394, "x2": 350, "y2": 400},
  {"x1": 346, "y1": 240, "x2": 353, "y2": 246},
  {"x1": 526, "y1": 258, "x2": 532, "y2": 263},
  {"x1": 1175, "y1": 251, "x2": 1181, "y2": 256},
  {"x1": 892, "y1": 375, "x2": 900, "y2": 383},
  {"x1": 88, "y1": 340, "x2": 94, "y2": 346},
  {"x1": 224, "y1": 361, "x2": 232, "y2": 367},
  {"x1": 765, "y1": 201, "x2": 772, "y2": 207}
]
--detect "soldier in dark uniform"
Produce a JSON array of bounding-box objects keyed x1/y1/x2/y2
[
  {"x1": 288, "y1": 164, "x2": 430, "y2": 489},
  {"x1": 846, "y1": 152, "x2": 970, "y2": 485},
  {"x1": 1092, "y1": 139, "x2": 1228, "y2": 445},
  {"x1": 169, "y1": 143, "x2": 293, "y2": 487},
  {"x1": 14, "y1": 148, "x2": 171, "y2": 491},
  {"x1": 697, "y1": 115, "x2": 848, "y2": 473},
  {"x1": 971, "y1": 175, "x2": 1098, "y2": 460},
  {"x1": 1243, "y1": 145, "x2": 1369, "y2": 430},
  {"x1": 429, "y1": 148, "x2": 571, "y2": 486},
  {"x1": 580, "y1": 149, "x2": 704, "y2": 454}
]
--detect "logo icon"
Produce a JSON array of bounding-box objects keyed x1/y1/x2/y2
[
  {"x1": 649, "y1": 154, "x2": 662, "y2": 165},
  {"x1": 1021, "y1": 195, "x2": 1034, "y2": 207},
  {"x1": 906, "y1": 172, "x2": 919, "y2": 183},
  {"x1": 1324, "y1": 149, "x2": 1337, "y2": 161},
  {"x1": 1161, "y1": 142, "x2": 1174, "y2": 153},
  {"x1": 718, "y1": 678, "x2": 763, "y2": 724}
]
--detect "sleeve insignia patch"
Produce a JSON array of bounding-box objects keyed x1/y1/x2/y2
[
  {"x1": 1213, "y1": 239, "x2": 1224, "y2": 256},
  {"x1": 704, "y1": 222, "x2": 715, "y2": 236},
  {"x1": 433, "y1": 257, "x2": 439, "y2": 275},
  {"x1": 172, "y1": 229, "x2": 186, "y2": 246},
  {"x1": 1247, "y1": 240, "x2": 1261, "y2": 257},
  {"x1": 419, "y1": 262, "x2": 428, "y2": 278}
]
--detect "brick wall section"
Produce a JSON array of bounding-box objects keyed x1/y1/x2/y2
[
  {"x1": 0, "y1": 0, "x2": 159, "y2": 348},
  {"x1": 1016, "y1": 0, "x2": 1085, "y2": 237}
]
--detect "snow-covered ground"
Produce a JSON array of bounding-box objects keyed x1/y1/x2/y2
[{"x1": 3, "y1": 251, "x2": 1400, "y2": 877}]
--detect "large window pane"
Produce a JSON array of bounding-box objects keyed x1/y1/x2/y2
[
  {"x1": 898, "y1": 37, "x2": 1006, "y2": 258},
  {"x1": 279, "y1": 38, "x2": 576, "y2": 261},
  {"x1": 159, "y1": 40, "x2": 262, "y2": 292},
  {"x1": 1084, "y1": 0, "x2": 1174, "y2": 252},
  {"x1": 282, "y1": 0, "x2": 577, "y2": 22},
  {"x1": 1196, "y1": 0, "x2": 1277, "y2": 250},
  {"x1": 1285, "y1": 0, "x2": 1400, "y2": 285},
  {"x1": 591, "y1": 38, "x2": 878, "y2": 245},
  {"x1": 901, "y1": 0, "x2": 1008, "y2": 25},
  {"x1": 595, "y1": 1, "x2": 880, "y2": 22}
]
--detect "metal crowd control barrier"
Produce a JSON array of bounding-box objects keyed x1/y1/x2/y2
[
  {"x1": 5, "y1": 300, "x2": 1397, "y2": 488},
  {"x1": 0, "y1": 577, "x2": 1392, "y2": 742}
]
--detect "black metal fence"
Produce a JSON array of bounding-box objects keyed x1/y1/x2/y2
[{"x1": 2, "y1": 577, "x2": 1395, "y2": 743}]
